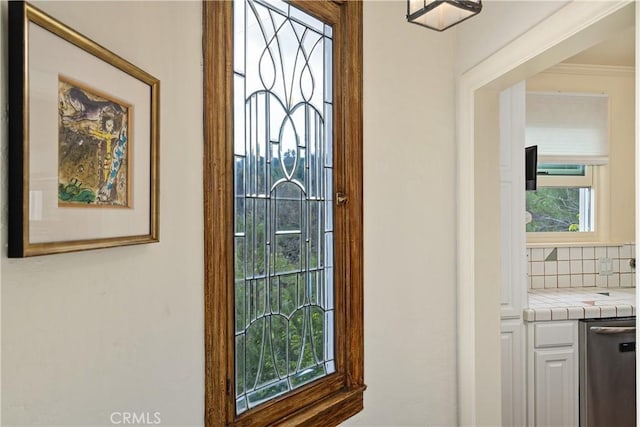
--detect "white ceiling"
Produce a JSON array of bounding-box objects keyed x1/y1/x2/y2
[{"x1": 563, "y1": 26, "x2": 635, "y2": 67}]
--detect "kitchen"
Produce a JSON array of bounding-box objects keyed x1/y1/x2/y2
[{"x1": 499, "y1": 21, "x2": 636, "y2": 427}]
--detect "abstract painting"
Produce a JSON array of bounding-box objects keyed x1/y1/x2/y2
[
  {"x1": 8, "y1": 1, "x2": 159, "y2": 257},
  {"x1": 58, "y1": 77, "x2": 131, "y2": 207}
]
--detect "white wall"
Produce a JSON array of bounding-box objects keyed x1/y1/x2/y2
[
  {"x1": 351, "y1": 3, "x2": 579, "y2": 424},
  {"x1": 347, "y1": 1, "x2": 458, "y2": 425},
  {"x1": 1, "y1": 2, "x2": 204, "y2": 426},
  {"x1": 456, "y1": 1, "x2": 569, "y2": 74}
]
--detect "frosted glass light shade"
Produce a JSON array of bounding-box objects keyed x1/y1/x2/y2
[{"x1": 407, "y1": 0, "x2": 482, "y2": 31}]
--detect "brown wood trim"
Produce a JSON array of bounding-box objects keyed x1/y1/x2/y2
[
  {"x1": 277, "y1": 386, "x2": 366, "y2": 427},
  {"x1": 289, "y1": 0, "x2": 340, "y2": 23},
  {"x1": 203, "y1": 1, "x2": 234, "y2": 425},
  {"x1": 231, "y1": 374, "x2": 345, "y2": 427},
  {"x1": 342, "y1": 0, "x2": 365, "y2": 389},
  {"x1": 330, "y1": 0, "x2": 347, "y2": 380},
  {"x1": 203, "y1": 1, "x2": 364, "y2": 426}
]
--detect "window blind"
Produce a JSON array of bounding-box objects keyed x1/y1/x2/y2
[{"x1": 525, "y1": 92, "x2": 609, "y2": 165}]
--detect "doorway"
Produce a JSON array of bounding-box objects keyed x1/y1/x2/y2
[{"x1": 456, "y1": 2, "x2": 636, "y2": 425}]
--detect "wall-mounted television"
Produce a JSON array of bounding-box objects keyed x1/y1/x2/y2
[{"x1": 525, "y1": 145, "x2": 537, "y2": 191}]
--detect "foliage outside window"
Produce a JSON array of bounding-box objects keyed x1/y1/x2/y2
[
  {"x1": 526, "y1": 187, "x2": 592, "y2": 232},
  {"x1": 526, "y1": 164, "x2": 598, "y2": 240}
]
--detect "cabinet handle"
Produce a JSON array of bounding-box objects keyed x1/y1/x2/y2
[{"x1": 590, "y1": 326, "x2": 636, "y2": 334}]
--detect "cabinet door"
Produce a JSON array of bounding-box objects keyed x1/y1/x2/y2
[
  {"x1": 501, "y1": 320, "x2": 525, "y2": 426},
  {"x1": 534, "y1": 348, "x2": 578, "y2": 427}
]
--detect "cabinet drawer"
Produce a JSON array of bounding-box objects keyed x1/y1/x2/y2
[{"x1": 534, "y1": 321, "x2": 576, "y2": 348}]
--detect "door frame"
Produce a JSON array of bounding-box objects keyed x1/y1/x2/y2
[{"x1": 455, "y1": 1, "x2": 635, "y2": 424}]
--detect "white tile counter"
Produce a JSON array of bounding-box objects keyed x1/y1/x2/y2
[{"x1": 524, "y1": 287, "x2": 636, "y2": 321}]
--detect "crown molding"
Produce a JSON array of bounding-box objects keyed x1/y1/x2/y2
[{"x1": 543, "y1": 63, "x2": 634, "y2": 77}]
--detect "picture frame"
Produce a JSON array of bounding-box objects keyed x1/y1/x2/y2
[{"x1": 8, "y1": 1, "x2": 160, "y2": 257}]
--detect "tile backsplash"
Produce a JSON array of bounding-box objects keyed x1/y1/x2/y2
[{"x1": 527, "y1": 244, "x2": 636, "y2": 289}]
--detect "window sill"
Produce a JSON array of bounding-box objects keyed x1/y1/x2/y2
[{"x1": 275, "y1": 386, "x2": 366, "y2": 427}]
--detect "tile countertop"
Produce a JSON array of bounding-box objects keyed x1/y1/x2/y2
[{"x1": 523, "y1": 288, "x2": 636, "y2": 322}]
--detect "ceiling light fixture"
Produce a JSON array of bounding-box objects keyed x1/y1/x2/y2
[{"x1": 407, "y1": 0, "x2": 482, "y2": 32}]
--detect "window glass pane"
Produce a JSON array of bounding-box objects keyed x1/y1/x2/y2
[
  {"x1": 537, "y1": 163, "x2": 585, "y2": 176},
  {"x1": 526, "y1": 187, "x2": 594, "y2": 232},
  {"x1": 234, "y1": 0, "x2": 245, "y2": 74},
  {"x1": 234, "y1": 0, "x2": 335, "y2": 414}
]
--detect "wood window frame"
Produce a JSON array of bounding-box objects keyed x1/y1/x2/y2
[{"x1": 203, "y1": 1, "x2": 365, "y2": 426}]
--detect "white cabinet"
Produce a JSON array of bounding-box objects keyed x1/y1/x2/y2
[
  {"x1": 533, "y1": 349, "x2": 577, "y2": 426},
  {"x1": 501, "y1": 319, "x2": 526, "y2": 427},
  {"x1": 527, "y1": 321, "x2": 578, "y2": 427}
]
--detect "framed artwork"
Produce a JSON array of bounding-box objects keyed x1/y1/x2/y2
[{"x1": 8, "y1": 1, "x2": 160, "y2": 257}]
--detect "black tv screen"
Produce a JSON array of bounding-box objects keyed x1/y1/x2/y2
[{"x1": 525, "y1": 145, "x2": 537, "y2": 191}]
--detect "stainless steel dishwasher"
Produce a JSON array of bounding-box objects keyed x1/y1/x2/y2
[{"x1": 579, "y1": 317, "x2": 636, "y2": 427}]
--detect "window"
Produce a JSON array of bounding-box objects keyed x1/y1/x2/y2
[
  {"x1": 525, "y1": 92, "x2": 609, "y2": 243},
  {"x1": 204, "y1": 1, "x2": 364, "y2": 426},
  {"x1": 526, "y1": 162, "x2": 608, "y2": 243},
  {"x1": 233, "y1": 0, "x2": 336, "y2": 414},
  {"x1": 526, "y1": 164, "x2": 595, "y2": 234}
]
